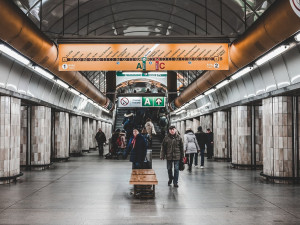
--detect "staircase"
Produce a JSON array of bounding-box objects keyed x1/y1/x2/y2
[{"x1": 115, "y1": 108, "x2": 128, "y2": 131}]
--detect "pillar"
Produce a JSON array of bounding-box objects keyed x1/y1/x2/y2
[
  {"x1": 185, "y1": 119, "x2": 193, "y2": 131},
  {"x1": 53, "y1": 112, "x2": 69, "y2": 160},
  {"x1": 213, "y1": 111, "x2": 228, "y2": 160},
  {"x1": 101, "y1": 121, "x2": 106, "y2": 143},
  {"x1": 0, "y1": 97, "x2": 21, "y2": 183},
  {"x1": 255, "y1": 106, "x2": 263, "y2": 166},
  {"x1": 199, "y1": 114, "x2": 213, "y2": 131},
  {"x1": 70, "y1": 115, "x2": 82, "y2": 156},
  {"x1": 167, "y1": 71, "x2": 177, "y2": 103},
  {"x1": 88, "y1": 119, "x2": 97, "y2": 149},
  {"x1": 176, "y1": 121, "x2": 181, "y2": 135},
  {"x1": 262, "y1": 97, "x2": 295, "y2": 183},
  {"x1": 193, "y1": 118, "x2": 200, "y2": 133},
  {"x1": 106, "y1": 71, "x2": 116, "y2": 107},
  {"x1": 231, "y1": 106, "x2": 252, "y2": 168},
  {"x1": 20, "y1": 106, "x2": 27, "y2": 166},
  {"x1": 82, "y1": 118, "x2": 89, "y2": 152},
  {"x1": 180, "y1": 120, "x2": 185, "y2": 139},
  {"x1": 30, "y1": 106, "x2": 51, "y2": 168}
]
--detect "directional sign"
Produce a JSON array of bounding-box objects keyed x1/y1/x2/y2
[{"x1": 118, "y1": 97, "x2": 165, "y2": 108}]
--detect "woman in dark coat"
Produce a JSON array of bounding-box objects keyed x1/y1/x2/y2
[{"x1": 127, "y1": 128, "x2": 147, "y2": 169}]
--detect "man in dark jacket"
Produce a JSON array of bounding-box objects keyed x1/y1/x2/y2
[
  {"x1": 95, "y1": 128, "x2": 106, "y2": 156},
  {"x1": 128, "y1": 128, "x2": 147, "y2": 169},
  {"x1": 206, "y1": 128, "x2": 214, "y2": 159},
  {"x1": 195, "y1": 126, "x2": 208, "y2": 168},
  {"x1": 160, "y1": 126, "x2": 184, "y2": 188}
]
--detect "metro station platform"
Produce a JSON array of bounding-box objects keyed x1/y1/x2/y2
[{"x1": 0, "y1": 151, "x2": 299, "y2": 225}]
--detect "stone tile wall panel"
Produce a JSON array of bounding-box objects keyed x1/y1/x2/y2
[
  {"x1": 180, "y1": 121, "x2": 185, "y2": 139},
  {"x1": 54, "y1": 112, "x2": 69, "y2": 159},
  {"x1": 82, "y1": 118, "x2": 89, "y2": 151},
  {"x1": 70, "y1": 115, "x2": 82, "y2": 154},
  {"x1": 192, "y1": 118, "x2": 200, "y2": 133},
  {"x1": 199, "y1": 115, "x2": 213, "y2": 131},
  {"x1": 185, "y1": 120, "x2": 193, "y2": 131},
  {"x1": 213, "y1": 112, "x2": 228, "y2": 159},
  {"x1": 255, "y1": 106, "x2": 263, "y2": 166},
  {"x1": 20, "y1": 106, "x2": 27, "y2": 166},
  {"x1": 31, "y1": 106, "x2": 51, "y2": 166}
]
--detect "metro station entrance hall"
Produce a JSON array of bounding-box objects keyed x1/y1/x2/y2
[{"x1": 1, "y1": 0, "x2": 300, "y2": 224}]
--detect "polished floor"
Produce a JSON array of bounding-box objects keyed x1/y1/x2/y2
[{"x1": 0, "y1": 150, "x2": 300, "y2": 225}]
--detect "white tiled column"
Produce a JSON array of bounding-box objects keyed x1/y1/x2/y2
[
  {"x1": 193, "y1": 118, "x2": 200, "y2": 133},
  {"x1": 185, "y1": 119, "x2": 193, "y2": 131},
  {"x1": 199, "y1": 114, "x2": 213, "y2": 131},
  {"x1": 54, "y1": 112, "x2": 69, "y2": 159},
  {"x1": 31, "y1": 106, "x2": 51, "y2": 168},
  {"x1": 82, "y1": 118, "x2": 89, "y2": 152},
  {"x1": 180, "y1": 120, "x2": 185, "y2": 139},
  {"x1": 213, "y1": 111, "x2": 228, "y2": 160},
  {"x1": 231, "y1": 106, "x2": 251, "y2": 167},
  {"x1": 176, "y1": 122, "x2": 181, "y2": 135},
  {"x1": 20, "y1": 106, "x2": 27, "y2": 166},
  {"x1": 70, "y1": 115, "x2": 82, "y2": 156},
  {"x1": 262, "y1": 97, "x2": 293, "y2": 183},
  {"x1": 255, "y1": 106, "x2": 263, "y2": 166},
  {"x1": 0, "y1": 97, "x2": 21, "y2": 184}
]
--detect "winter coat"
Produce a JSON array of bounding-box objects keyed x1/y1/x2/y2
[
  {"x1": 145, "y1": 121, "x2": 156, "y2": 137},
  {"x1": 160, "y1": 133, "x2": 184, "y2": 160},
  {"x1": 95, "y1": 131, "x2": 106, "y2": 144},
  {"x1": 184, "y1": 131, "x2": 200, "y2": 154},
  {"x1": 195, "y1": 131, "x2": 208, "y2": 149},
  {"x1": 128, "y1": 134, "x2": 147, "y2": 163},
  {"x1": 207, "y1": 132, "x2": 214, "y2": 146}
]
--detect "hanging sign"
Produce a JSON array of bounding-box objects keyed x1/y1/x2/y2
[
  {"x1": 58, "y1": 43, "x2": 228, "y2": 71},
  {"x1": 118, "y1": 96, "x2": 165, "y2": 108}
]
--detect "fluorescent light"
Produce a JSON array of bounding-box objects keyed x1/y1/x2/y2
[
  {"x1": 0, "y1": 44, "x2": 30, "y2": 65},
  {"x1": 69, "y1": 88, "x2": 80, "y2": 95},
  {"x1": 177, "y1": 110, "x2": 186, "y2": 115},
  {"x1": 256, "y1": 45, "x2": 290, "y2": 66},
  {"x1": 204, "y1": 88, "x2": 216, "y2": 95},
  {"x1": 122, "y1": 72, "x2": 142, "y2": 75},
  {"x1": 195, "y1": 95, "x2": 204, "y2": 101},
  {"x1": 295, "y1": 32, "x2": 300, "y2": 42},
  {"x1": 231, "y1": 66, "x2": 253, "y2": 80},
  {"x1": 33, "y1": 66, "x2": 54, "y2": 80},
  {"x1": 148, "y1": 72, "x2": 166, "y2": 75},
  {"x1": 88, "y1": 99, "x2": 93, "y2": 104},
  {"x1": 216, "y1": 80, "x2": 230, "y2": 89},
  {"x1": 189, "y1": 99, "x2": 196, "y2": 104},
  {"x1": 56, "y1": 79, "x2": 69, "y2": 89}
]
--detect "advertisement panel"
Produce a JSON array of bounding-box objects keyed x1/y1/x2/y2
[
  {"x1": 58, "y1": 43, "x2": 228, "y2": 71},
  {"x1": 116, "y1": 72, "x2": 167, "y2": 86}
]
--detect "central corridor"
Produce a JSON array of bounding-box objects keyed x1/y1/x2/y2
[{"x1": 0, "y1": 152, "x2": 299, "y2": 225}]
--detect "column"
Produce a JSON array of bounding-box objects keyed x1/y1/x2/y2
[
  {"x1": 30, "y1": 106, "x2": 51, "y2": 168},
  {"x1": 88, "y1": 119, "x2": 94, "y2": 149},
  {"x1": 0, "y1": 97, "x2": 21, "y2": 183},
  {"x1": 82, "y1": 118, "x2": 89, "y2": 152},
  {"x1": 180, "y1": 120, "x2": 185, "y2": 139},
  {"x1": 185, "y1": 119, "x2": 193, "y2": 131},
  {"x1": 255, "y1": 106, "x2": 263, "y2": 166},
  {"x1": 70, "y1": 115, "x2": 82, "y2": 156},
  {"x1": 199, "y1": 114, "x2": 213, "y2": 131},
  {"x1": 176, "y1": 121, "x2": 181, "y2": 135},
  {"x1": 262, "y1": 97, "x2": 294, "y2": 183},
  {"x1": 20, "y1": 106, "x2": 27, "y2": 166},
  {"x1": 53, "y1": 112, "x2": 69, "y2": 160},
  {"x1": 213, "y1": 111, "x2": 228, "y2": 160},
  {"x1": 231, "y1": 106, "x2": 251, "y2": 168},
  {"x1": 193, "y1": 118, "x2": 200, "y2": 133},
  {"x1": 101, "y1": 121, "x2": 106, "y2": 143}
]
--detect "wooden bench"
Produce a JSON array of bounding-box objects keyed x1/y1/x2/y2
[{"x1": 130, "y1": 169, "x2": 158, "y2": 198}]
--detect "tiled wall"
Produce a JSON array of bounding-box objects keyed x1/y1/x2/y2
[
  {"x1": 255, "y1": 106, "x2": 263, "y2": 166},
  {"x1": 185, "y1": 120, "x2": 193, "y2": 131},
  {"x1": 31, "y1": 106, "x2": 51, "y2": 166},
  {"x1": 0, "y1": 97, "x2": 21, "y2": 183},
  {"x1": 82, "y1": 118, "x2": 89, "y2": 151},
  {"x1": 20, "y1": 106, "x2": 27, "y2": 166},
  {"x1": 263, "y1": 97, "x2": 293, "y2": 180},
  {"x1": 199, "y1": 114, "x2": 213, "y2": 132},
  {"x1": 213, "y1": 111, "x2": 228, "y2": 159},
  {"x1": 54, "y1": 112, "x2": 69, "y2": 159},
  {"x1": 180, "y1": 121, "x2": 186, "y2": 139},
  {"x1": 231, "y1": 106, "x2": 251, "y2": 165},
  {"x1": 88, "y1": 119, "x2": 95, "y2": 149},
  {"x1": 70, "y1": 115, "x2": 82, "y2": 155},
  {"x1": 176, "y1": 122, "x2": 181, "y2": 135},
  {"x1": 192, "y1": 118, "x2": 200, "y2": 133}
]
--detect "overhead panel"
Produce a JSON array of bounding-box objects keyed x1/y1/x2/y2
[{"x1": 58, "y1": 43, "x2": 228, "y2": 71}]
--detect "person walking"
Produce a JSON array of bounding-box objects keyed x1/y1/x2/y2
[
  {"x1": 145, "y1": 118, "x2": 156, "y2": 148},
  {"x1": 95, "y1": 128, "x2": 106, "y2": 156},
  {"x1": 195, "y1": 126, "x2": 208, "y2": 168},
  {"x1": 128, "y1": 128, "x2": 147, "y2": 169},
  {"x1": 184, "y1": 128, "x2": 200, "y2": 172},
  {"x1": 206, "y1": 128, "x2": 214, "y2": 159},
  {"x1": 160, "y1": 126, "x2": 184, "y2": 188}
]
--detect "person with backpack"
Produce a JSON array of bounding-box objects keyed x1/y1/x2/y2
[
  {"x1": 195, "y1": 126, "x2": 208, "y2": 168},
  {"x1": 95, "y1": 128, "x2": 106, "y2": 156},
  {"x1": 145, "y1": 118, "x2": 156, "y2": 148},
  {"x1": 184, "y1": 128, "x2": 200, "y2": 172}
]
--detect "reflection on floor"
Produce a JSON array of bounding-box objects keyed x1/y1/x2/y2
[{"x1": 0, "y1": 149, "x2": 300, "y2": 225}]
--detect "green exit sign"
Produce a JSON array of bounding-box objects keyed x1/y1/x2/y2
[{"x1": 142, "y1": 97, "x2": 165, "y2": 107}]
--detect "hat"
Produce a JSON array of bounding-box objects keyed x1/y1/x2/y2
[
  {"x1": 198, "y1": 126, "x2": 203, "y2": 132},
  {"x1": 168, "y1": 125, "x2": 176, "y2": 130}
]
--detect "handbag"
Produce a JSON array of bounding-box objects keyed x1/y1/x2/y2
[
  {"x1": 141, "y1": 155, "x2": 152, "y2": 169},
  {"x1": 179, "y1": 159, "x2": 185, "y2": 171},
  {"x1": 182, "y1": 156, "x2": 188, "y2": 164}
]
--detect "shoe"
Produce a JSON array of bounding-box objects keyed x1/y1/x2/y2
[
  {"x1": 174, "y1": 184, "x2": 179, "y2": 188},
  {"x1": 195, "y1": 165, "x2": 199, "y2": 168},
  {"x1": 168, "y1": 177, "x2": 173, "y2": 186},
  {"x1": 200, "y1": 166, "x2": 204, "y2": 169}
]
